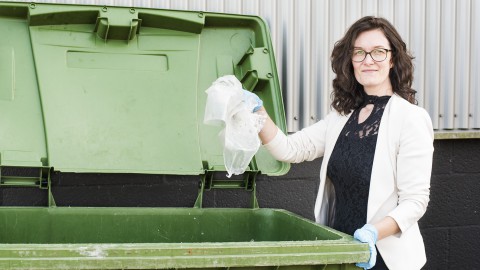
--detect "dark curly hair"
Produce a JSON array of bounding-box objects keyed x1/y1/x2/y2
[{"x1": 331, "y1": 16, "x2": 416, "y2": 115}]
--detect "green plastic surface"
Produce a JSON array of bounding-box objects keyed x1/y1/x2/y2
[
  {"x1": 0, "y1": 207, "x2": 368, "y2": 269},
  {"x1": 0, "y1": 2, "x2": 289, "y2": 176}
]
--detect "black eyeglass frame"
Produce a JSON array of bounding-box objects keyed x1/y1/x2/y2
[{"x1": 351, "y1": 48, "x2": 392, "y2": 63}]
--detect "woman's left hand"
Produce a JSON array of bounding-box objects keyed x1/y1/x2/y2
[{"x1": 354, "y1": 224, "x2": 378, "y2": 269}]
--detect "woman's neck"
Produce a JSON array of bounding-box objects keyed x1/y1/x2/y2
[{"x1": 364, "y1": 87, "x2": 393, "y2": 97}]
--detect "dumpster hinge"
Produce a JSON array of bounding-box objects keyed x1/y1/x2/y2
[
  {"x1": 195, "y1": 159, "x2": 259, "y2": 209},
  {"x1": 0, "y1": 166, "x2": 56, "y2": 207}
]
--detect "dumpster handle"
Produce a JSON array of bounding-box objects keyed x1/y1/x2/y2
[{"x1": 236, "y1": 46, "x2": 273, "y2": 92}]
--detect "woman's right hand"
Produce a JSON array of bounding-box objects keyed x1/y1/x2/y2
[
  {"x1": 240, "y1": 90, "x2": 278, "y2": 144},
  {"x1": 242, "y1": 89, "x2": 263, "y2": 112}
]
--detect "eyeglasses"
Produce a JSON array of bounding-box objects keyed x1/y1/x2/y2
[{"x1": 352, "y1": 48, "x2": 392, "y2": 62}]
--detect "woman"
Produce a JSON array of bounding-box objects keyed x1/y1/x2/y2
[{"x1": 250, "y1": 16, "x2": 434, "y2": 270}]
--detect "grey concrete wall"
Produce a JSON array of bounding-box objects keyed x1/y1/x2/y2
[{"x1": 1, "y1": 139, "x2": 479, "y2": 269}]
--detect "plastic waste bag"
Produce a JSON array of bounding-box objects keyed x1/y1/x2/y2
[{"x1": 204, "y1": 75, "x2": 266, "y2": 177}]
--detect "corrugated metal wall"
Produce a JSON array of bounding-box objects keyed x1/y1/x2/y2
[{"x1": 5, "y1": 0, "x2": 480, "y2": 132}]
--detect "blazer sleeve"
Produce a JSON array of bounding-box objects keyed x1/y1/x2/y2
[
  {"x1": 388, "y1": 106, "x2": 434, "y2": 233},
  {"x1": 262, "y1": 111, "x2": 335, "y2": 163}
]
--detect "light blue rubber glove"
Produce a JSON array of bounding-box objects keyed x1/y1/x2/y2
[
  {"x1": 354, "y1": 224, "x2": 378, "y2": 270},
  {"x1": 242, "y1": 90, "x2": 263, "y2": 112}
]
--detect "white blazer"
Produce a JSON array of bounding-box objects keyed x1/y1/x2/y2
[{"x1": 264, "y1": 94, "x2": 434, "y2": 270}]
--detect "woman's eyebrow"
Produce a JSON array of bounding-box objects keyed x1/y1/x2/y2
[{"x1": 353, "y1": 45, "x2": 389, "y2": 49}]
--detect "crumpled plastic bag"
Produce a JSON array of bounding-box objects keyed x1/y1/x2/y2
[{"x1": 204, "y1": 75, "x2": 266, "y2": 177}]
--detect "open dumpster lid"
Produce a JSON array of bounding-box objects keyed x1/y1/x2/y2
[{"x1": 0, "y1": 2, "x2": 289, "y2": 176}]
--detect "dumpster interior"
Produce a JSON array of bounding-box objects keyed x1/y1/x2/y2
[{"x1": 0, "y1": 207, "x2": 342, "y2": 244}]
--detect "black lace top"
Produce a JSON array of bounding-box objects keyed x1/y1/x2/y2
[
  {"x1": 327, "y1": 96, "x2": 390, "y2": 270},
  {"x1": 327, "y1": 95, "x2": 391, "y2": 235},
  {"x1": 327, "y1": 95, "x2": 391, "y2": 270}
]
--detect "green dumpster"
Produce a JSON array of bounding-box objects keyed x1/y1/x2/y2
[{"x1": 0, "y1": 2, "x2": 369, "y2": 269}]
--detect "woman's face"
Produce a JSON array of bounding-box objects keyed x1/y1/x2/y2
[{"x1": 352, "y1": 29, "x2": 393, "y2": 95}]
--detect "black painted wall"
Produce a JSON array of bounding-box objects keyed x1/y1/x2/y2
[
  {"x1": 1, "y1": 139, "x2": 479, "y2": 269},
  {"x1": 420, "y1": 139, "x2": 480, "y2": 269}
]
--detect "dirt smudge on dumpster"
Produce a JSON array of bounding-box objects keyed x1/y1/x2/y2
[{"x1": 77, "y1": 245, "x2": 108, "y2": 258}]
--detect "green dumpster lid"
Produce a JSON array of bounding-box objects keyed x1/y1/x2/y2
[{"x1": 0, "y1": 2, "x2": 289, "y2": 176}]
